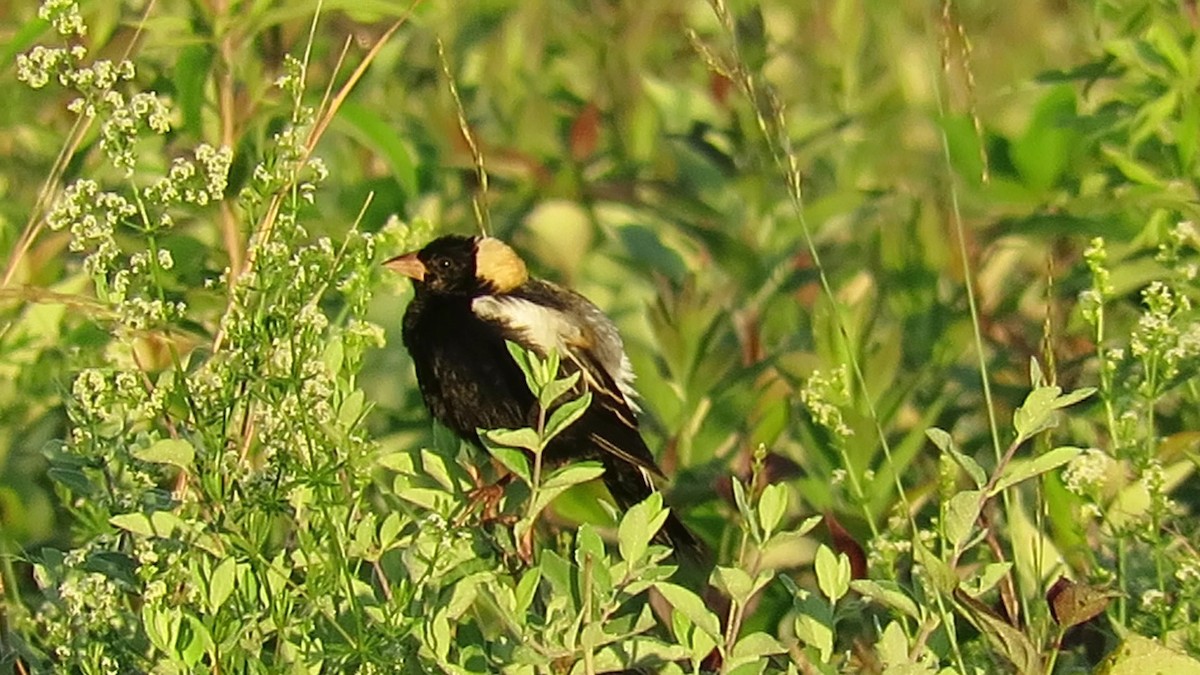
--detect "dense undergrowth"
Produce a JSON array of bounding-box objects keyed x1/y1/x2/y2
[{"x1": 1, "y1": 0, "x2": 1199, "y2": 672}]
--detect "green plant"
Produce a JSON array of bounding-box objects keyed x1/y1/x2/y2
[{"x1": 3, "y1": 0, "x2": 1200, "y2": 672}]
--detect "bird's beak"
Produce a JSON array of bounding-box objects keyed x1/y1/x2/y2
[{"x1": 384, "y1": 252, "x2": 426, "y2": 281}]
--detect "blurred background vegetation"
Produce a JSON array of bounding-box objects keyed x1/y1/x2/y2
[{"x1": 2, "y1": 0, "x2": 1199, "y2": 669}]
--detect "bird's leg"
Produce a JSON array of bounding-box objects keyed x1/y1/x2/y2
[
  {"x1": 516, "y1": 524, "x2": 535, "y2": 566},
  {"x1": 454, "y1": 472, "x2": 516, "y2": 526}
]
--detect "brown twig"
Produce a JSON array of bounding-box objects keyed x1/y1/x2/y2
[
  {"x1": 213, "y1": 0, "x2": 244, "y2": 277},
  {"x1": 212, "y1": 3, "x2": 419, "y2": 355},
  {"x1": 436, "y1": 37, "x2": 491, "y2": 236}
]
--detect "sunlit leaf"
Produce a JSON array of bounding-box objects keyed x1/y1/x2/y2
[
  {"x1": 133, "y1": 438, "x2": 195, "y2": 470},
  {"x1": 990, "y1": 446, "x2": 1083, "y2": 496},
  {"x1": 655, "y1": 582, "x2": 721, "y2": 640}
]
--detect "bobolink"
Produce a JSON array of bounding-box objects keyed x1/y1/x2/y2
[{"x1": 387, "y1": 235, "x2": 703, "y2": 559}]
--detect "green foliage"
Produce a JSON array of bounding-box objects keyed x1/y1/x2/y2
[{"x1": 2, "y1": 0, "x2": 1199, "y2": 672}]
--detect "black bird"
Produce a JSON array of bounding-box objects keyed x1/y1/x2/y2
[{"x1": 386, "y1": 234, "x2": 703, "y2": 559}]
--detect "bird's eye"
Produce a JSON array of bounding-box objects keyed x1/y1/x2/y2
[{"x1": 438, "y1": 259, "x2": 452, "y2": 269}]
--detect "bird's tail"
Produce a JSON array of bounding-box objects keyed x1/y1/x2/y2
[{"x1": 656, "y1": 508, "x2": 709, "y2": 564}]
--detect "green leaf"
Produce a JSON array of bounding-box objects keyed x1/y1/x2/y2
[
  {"x1": 338, "y1": 389, "x2": 365, "y2": 428},
  {"x1": 48, "y1": 467, "x2": 95, "y2": 495},
  {"x1": 133, "y1": 438, "x2": 195, "y2": 470},
  {"x1": 757, "y1": 482, "x2": 788, "y2": 538},
  {"x1": 731, "y1": 478, "x2": 761, "y2": 543},
  {"x1": 1100, "y1": 634, "x2": 1200, "y2": 674},
  {"x1": 420, "y1": 448, "x2": 458, "y2": 491},
  {"x1": 354, "y1": 512, "x2": 377, "y2": 551},
  {"x1": 619, "y1": 492, "x2": 667, "y2": 563},
  {"x1": 181, "y1": 615, "x2": 214, "y2": 668},
  {"x1": 445, "y1": 571, "x2": 490, "y2": 619},
  {"x1": 1055, "y1": 387, "x2": 1096, "y2": 408},
  {"x1": 730, "y1": 631, "x2": 786, "y2": 662},
  {"x1": 1102, "y1": 145, "x2": 1166, "y2": 187},
  {"x1": 542, "y1": 349, "x2": 562, "y2": 387},
  {"x1": 393, "y1": 485, "x2": 455, "y2": 514},
  {"x1": 540, "y1": 550, "x2": 577, "y2": 616},
  {"x1": 482, "y1": 435, "x2": 533, "y2": 485},
  {"x1": 174, "y1": 44, "x2": 212, "y2": 137},
  {"x1": 955, "y1": 589, "x2": 1042, "y2": 673},
  {"x1": 814, "y1": 544, "x2": 850, "y2": 603},
  {"x1": 793, "y1": 608, "x2": 834, "y2": 663},
  {"x1": 208, "y1": 557, "x2": 237, "y2": 612},
  {"x1": 711, "y1": 565, "x2": 754, "y2": 606},
  {"x1": 850, "y1": 580, "x2": 921, "y2": 620},
  {"x1": 336, "y1": 100, "x2": 418, "y2": 199},
  {"x1": 1011, "y1": 385, "x2": 1094, "y2": 444},
  {"x1": 527, "y1": 462, "x2": 605, "y2": 521},
  {"x1": 914, "y1": 541, "x2": 957, "y2": 594},
  {"x1": 943, "y1": 490, "x2": 982, "y2": 548},
  {"x1": 542, "y1": 462, "x2": 605, "y2": 492},
  {"x1": 962, "y1": 562, "x2": 1012, "y2": 598},
  {"x1": 990, "y1": 446, "x2": 1083, "y2": 496},
  {"x1": 506, "y1": 341, "x2": 541, "y2": 394},
  {"x1": 796, "y1": 514, "x2": 823, "y2": 537},
  {"x1": 379, "y1": 512, "x2": 403, "y2": 549},
  {"x1": 672, "y1": 608, "x2": 718, "y2": 666},
  {"x1": 514, "y1": 567, "x2": 542, "y2": 618},
  {"x1": 483, "y1": 427, "x2": 541, "y2": 453},
  {"x1": 1010, "y1": 85, "x2": 1076, "y2": 191},
  {"x1": 927, "y1": 427, "x2": 986, "y2": 488},
  {"x1": 574, "y1": 522, "x2": 606, "y2": 570},
  {"x1": 110, "y1": 511, "x2": 190, "y2": 539},
  {"x1": 655, "y1": 581, "x2": 722, "y2": 641},
  {"x1": 544, "y1": 391, "x2": 592, "y2": 442},
  {"x1": 876, "y1": 621, "x2": 911, "y2": 668},
  {"x1": 323, "y1": 339, "x2": 345, "y2": 374},
  {"x1": 572, "y1": 638, "x2": 689, "y2": 674},
  {"x1": 1029, "y1": 357, "x2": 1046, "y2": 388},
  {"x1": 1013, "y1": 385, "x2": 1063, "y2": 440},
  {"x1": 142, "y1": 604, "x2": 182, "y2": 657},
  {"x1": 377, "y1": 451, "x2": 415, "y2": 474},
  {"x1": 539, "y1": 370, "x2": 581, "y2": 408}
]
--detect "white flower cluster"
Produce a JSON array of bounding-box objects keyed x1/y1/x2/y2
[
  {"x1": 38, "y1": 0, "x2": 86, "y2": 36},
  {"x1": 1159, "y1": 220, "x2": 1199, "y2": 281},
  {"x1": 48, "y1": 180, "x2": 137, "y2": 277},
  {"x1": 118, "y1": 297, "x2": 186, "y2": 331},
  {"x1": 799, "y1": 366, "x2": 854, "y2": 439},
  {"x1": 345, "y1": 318, "x2": 386, "y2": 350},
  {"x1": 47, "y1": 178, "x2": 189, "y2": 325},
  {"x1": 1062, "y1": 447, "x2": 1112, "y2": 496},
  {"x1": 70, "y1": 367, "x2": 173, "y2": 427},
  {"x1": 143, "y1": 144, "x2": 234, "y2": 207},
  {"x1": 1130, "y1": 281, "x2": 1196, "y2": 389},
  {"x1": 1079, "y1": 237, "x2": 1113, "y2": 327},
  {"x1": 100, "y1": 91, "x2": 173, "y2": 172},
  {"x1": 15, "y1": 44, "x2": 87, "y2": 89},
  {"x1": 61, "y1": 59, "x2": 137, "y2": 106},
  {"x1": 274, "y1": 53, "x2": 307, "y2": 99},
  {"x1": 17, "y1": 2, "x2": 166, "y2": 174}
]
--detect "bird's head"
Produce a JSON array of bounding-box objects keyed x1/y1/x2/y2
[{"x1": 385, "y1": 235, "x2": 529, "y2": 296}]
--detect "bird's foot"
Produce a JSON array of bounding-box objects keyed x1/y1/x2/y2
[{"x1": 453, "y1": 474, "x2": 516, "y2": 527}]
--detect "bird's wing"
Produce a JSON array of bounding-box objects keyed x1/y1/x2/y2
[
  {"x1": 471, "y1": 290, "x2": 665, "y2": 481},
  {"x1": 471, "y1": 285, "x2": 639, "y2": 409}
]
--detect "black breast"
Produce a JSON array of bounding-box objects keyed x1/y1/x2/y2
[{"x1": 402, "y1": 294, "x2": 535, "y2": 443}]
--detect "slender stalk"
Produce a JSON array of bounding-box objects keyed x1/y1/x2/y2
[
  {"x1": 212, "y1": 0, "x2": 243, "y2": 276},
  {"x1": 528, "y1": 400, "x2": 549, "y2": 525},
  {"x1": 582, "y1": 552, "x2": 596, "y2": 675}
]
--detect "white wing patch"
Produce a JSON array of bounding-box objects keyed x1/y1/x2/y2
[{"x1": 472, "y1": 294, "x2": 640, "y2": 411}]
